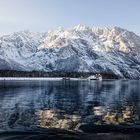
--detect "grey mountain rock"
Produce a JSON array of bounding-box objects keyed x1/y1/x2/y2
[{"x1": 0, "y1": 25, "x2": 140, "y2": 78}]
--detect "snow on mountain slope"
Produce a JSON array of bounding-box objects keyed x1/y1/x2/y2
[
  {"x1": 0, "y1": 31, "x2": 46, "y2": 70},
  {"x1": 0, "y1": 25, "x2": 140, "y2": 78}
]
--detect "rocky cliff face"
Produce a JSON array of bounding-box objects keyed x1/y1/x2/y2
[{"x1": 0, "y1": 25, "x2": 140, "y2": 78}]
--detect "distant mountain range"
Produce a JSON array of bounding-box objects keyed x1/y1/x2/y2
[{"x1": 0, "y1": 25, "x2": 140, "y2": 79}]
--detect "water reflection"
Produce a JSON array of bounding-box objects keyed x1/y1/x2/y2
[
  {"x1": 0, "y1": 80, "x2": 140, "y2": 131},
  {"x1": 36, "y1": 109, "x2": 81, "y2": 129}
]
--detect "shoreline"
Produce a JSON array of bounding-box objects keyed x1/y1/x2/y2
[
  {"x1": 0, "y1": 77, "x2": 130, "y2": 81},
  {"x1": 0, "y1": 126, "x2": 140, "y2": 140},
  {"x1": 0, "y1": 77, "x2": 83, "y2": 81}
]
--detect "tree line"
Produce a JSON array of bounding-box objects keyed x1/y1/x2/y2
[{"x1": 0, "y1": 70, "x2": 120, "y2": 79}]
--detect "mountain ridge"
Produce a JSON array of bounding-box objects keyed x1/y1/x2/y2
[{"x1": 0, "y1": 25, "x2": 140, "y2": 79}]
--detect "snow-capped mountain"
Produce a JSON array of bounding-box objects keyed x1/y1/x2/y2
[{"x1": 0, "y1": 25, "x2": 140, "y2": 78}]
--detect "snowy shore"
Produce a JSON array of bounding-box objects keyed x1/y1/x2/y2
[
  {"x1": 0, "y1": 77, "x2": 63, "y2": 81},
  {"x1": 0, "y1": 77, "x2": 81, "y2": 81}
]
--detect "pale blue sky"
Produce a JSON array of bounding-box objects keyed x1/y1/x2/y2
[{"x1": 0, "y1": 0, "x2": 140, "y2": 35}]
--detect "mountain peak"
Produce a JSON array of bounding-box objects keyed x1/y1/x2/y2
[
  {"x1": 110, "y1": 26, "x2": 126, "y2": 35},
  {"x1": 73, "y1": 24, "x2": 90, "y2": 31},
  {"x1": 0, "y1": 25, "x2": 140, "y2": 78}
]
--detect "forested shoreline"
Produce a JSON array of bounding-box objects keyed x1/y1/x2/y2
[{"x1": 0, "y1": 70, "x2": 120, "y2": 79}]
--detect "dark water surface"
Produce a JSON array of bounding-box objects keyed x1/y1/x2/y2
[{"x1": 0, "y1": 80, "x2": 140, "y2": 139}]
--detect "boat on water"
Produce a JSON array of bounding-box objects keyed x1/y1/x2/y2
[{"x1": 88, "y1": 74, "x2": 102, "y2": 81}]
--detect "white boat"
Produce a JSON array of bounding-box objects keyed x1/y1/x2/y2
[
  {"x1": 88, "y1": 75, "x2": 97, "y2": 80},
  {"x1": 88, "y1": 74, "x2": 102, "y2": 81}
]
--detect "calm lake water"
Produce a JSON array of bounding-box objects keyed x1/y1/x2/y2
[{"x1": 0, "y1": 80, "x2": 140, "y2": 139}]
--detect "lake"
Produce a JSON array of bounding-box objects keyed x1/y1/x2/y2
[{"x1": 0, "y1": 79, "x2": 140, "y2": 140}]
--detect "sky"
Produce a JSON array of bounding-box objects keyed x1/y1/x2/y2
[{"x1": 0, "y1": 0, "x2": 140, "y2": 35}]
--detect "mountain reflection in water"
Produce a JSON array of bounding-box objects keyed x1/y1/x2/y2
[{"x1": 0, "y1": 80, "x2": 140, "y2": 131}]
